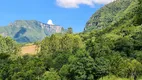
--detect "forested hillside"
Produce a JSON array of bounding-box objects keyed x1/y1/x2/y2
[
  {"x1": 0, "y1": 0, "x2": 142, "y2": 80},
  {"x1": 85, "y1": 0, "x2": 141, "y2": 31}
]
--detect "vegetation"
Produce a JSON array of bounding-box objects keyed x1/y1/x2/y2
[
  {"x1": 85, "y1": 0, "x2": 141, "y2": 31},
  {"x1": 0, "y1": 0, "x2": 142, "y2": 80}
]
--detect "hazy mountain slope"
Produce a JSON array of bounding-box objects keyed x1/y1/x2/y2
[
  {"x1": 84, "y1": 0, "x2": 133, "y2": 31},
  {"x1": 0, "y1": 20, "x2": 64, "y2": 43}
]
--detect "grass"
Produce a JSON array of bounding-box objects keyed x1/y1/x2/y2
[{"x1": 21, "y1": 44, "x2": 40, "y2": 56}]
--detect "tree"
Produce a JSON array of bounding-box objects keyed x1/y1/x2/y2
[
  {"x1": 59, "y1": 50, "x2": 97, "y2": 80},
  {"x1": 40, "y1": 34, "x2": 61, "y2": 57},
  {"x1": 41, "y1": 68, "x2": 61, "y2": 80},
  {"x1": 0, "y1": 35, "x2": 19, "y2": 59},
  {"x1": 60, "y1": 34, "x2": 84, "y2": 54},
  {"x1": 60, "y1": 34, "x2": 74, "y2": 54},
  {"x1": 94, "y1": 57, "x2": 109, "y2": 78},
  {"x1": 134, "y1": 0, "x2": 142, "y2": 25},
  {"x1": 48, "y1": 34, "x2": 61, "y2": 54},
  {"x1": 86, "y1": 36, "x2": 112, "y2": 59},
  {"x1": 128, "y1": 59, "x2": 142, "y2": 80},
  {"x1": 52, "y1": 53, "x2": 70, "y2": 70},
  {"x1": 113, "y1": 37, "x2": 134, "y2": 57},
  {"x1": 67, "y1": 27, "x2": 73, "y2": 34}
]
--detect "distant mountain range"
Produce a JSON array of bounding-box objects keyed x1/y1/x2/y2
[{"x1": 0, "y1": 20, "x2": 64, "y2": 43}]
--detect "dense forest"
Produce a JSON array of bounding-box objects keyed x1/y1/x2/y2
[{"x1": 0, "y1": 0, "x2": 142, "y2": 80}]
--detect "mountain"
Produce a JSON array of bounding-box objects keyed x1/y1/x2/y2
[
  {"x1": 84, "y1": 0, "x2": 138, "y2": 31},
  {"x1": 0, "y1": 20, "x2": 64, "y2": 43},
  {"x1": 81, "y1": 1, "x2": 142, "y2": 79}
]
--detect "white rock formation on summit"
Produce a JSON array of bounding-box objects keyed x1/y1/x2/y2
[{"x1": 47, "y1": 20, "x2": 54, "y2": 25}]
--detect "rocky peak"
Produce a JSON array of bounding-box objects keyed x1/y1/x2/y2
[{"x1": 0, "y1": 20, "x2": 65, "y2": 43}]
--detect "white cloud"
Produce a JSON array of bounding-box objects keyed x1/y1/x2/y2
[
  {"x1": 94, "y1": 0, "x2": 115, "y2": 4},
  {"x1": 56, "y1": 0, "x2": 115, "y2": 8}
]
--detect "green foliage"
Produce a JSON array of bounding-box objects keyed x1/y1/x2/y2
[
  {"x1": 134, "y1": 0, "x2": 142, "y2": 25},
  {"x1": 67, "y1": 27, "x2": 73, "y2": 34},
  {"x1": 128, "y1": 59, "x2": 142, "y2": 79},
  {"x1": 40, "y1": 34, "x2": 84, "y2": 70},
  {"x1": 41, "y1": 34, "x2": 84, "y2": 55},
  {"x1": 0, "y1": 0, "x2": 142, "y2": 79},
  {"x1": 85, "y1": 0, "x2": 133, "y2": 31},
  {"x1": 99, "y1": 75, "x2": 132, "y2": 80},
  {"x1": 41, "y1": 68, "x2": 61, "y2": 80},
  {"x1": 0, "y1": 35, "x2": 19, "y2": 59},
  {"x1": 85, "y1": 0, "x2": 142, "y2": 31},
  {"x1": 0, "y1": 55, "x2": 46, "y2": 80},
  {"x1": 59, "y1": 50, "x2": 96, "y2": 80}
]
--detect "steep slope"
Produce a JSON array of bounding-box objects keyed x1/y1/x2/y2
[
  {"x1": 84, "y1": 0, "x2": 134, "y2": 31},
  {"x1": 82, "y1": 0, "x2": 142, "y2": 60},
  {"x1": 83, "y1": 0, "x2": 142, "y2": 44},
  {"x1": 0, "y1": 20, "x2": 64, "y2": 43},
  {"x1": 81, "y1": 1, "x2": 142, "y2": 79}
]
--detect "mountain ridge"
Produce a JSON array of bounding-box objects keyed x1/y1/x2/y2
[{"x1": 0, "y1": 20, "x2": 64, "y2": 43}]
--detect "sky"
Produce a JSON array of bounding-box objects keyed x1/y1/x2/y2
[{"x1": 0, "y1": 0, "x2": 114, "y2": 32}]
